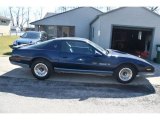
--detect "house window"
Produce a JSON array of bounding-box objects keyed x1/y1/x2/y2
[
  {"x1": 0, "y1": 20, "x2": 9, "y2": 26},
  {"x1": 57, "y1": 26, "x2": 75, "y2": 37},
  {"x1": 92, "y1": 27, "x2": 94, "y2": 38},
  {"x1": 1, "y1": 20, "x2": 7, "y2": 24}
]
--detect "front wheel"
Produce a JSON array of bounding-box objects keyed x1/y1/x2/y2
[
  {"x1": 31, "y1": 59, "x2": 53, "y2": 80},
  {"x1": 114, "y1": 65, "x2": 137, "y2": 84}
]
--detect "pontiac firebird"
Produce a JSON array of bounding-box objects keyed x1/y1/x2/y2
[{"x1": 9, "y1": 37, "x2": 154, "y2": 84}]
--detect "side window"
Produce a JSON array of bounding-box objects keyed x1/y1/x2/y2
[
  {"x1": 61, "y1": 41, "x2": 73, "y2": 53},
  {"x1": 44, "y1": 33, "x2": 48, "y2": 40},
  {"x1": 33, "y1": 41, "x2": 60, "y2": 51},
  {"x1": 61, "y1": 40, "x2": 94, "y2": 55}
]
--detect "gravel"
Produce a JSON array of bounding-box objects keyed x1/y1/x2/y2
[{"x1": 0, "y1": 77, "x2": 160, "y2": 113}]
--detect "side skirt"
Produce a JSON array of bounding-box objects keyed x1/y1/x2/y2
[{"x1": 54, "y1": 67, "x2": 113, "y2": 76}]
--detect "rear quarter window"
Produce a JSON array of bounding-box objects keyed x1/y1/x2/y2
[{"x1": 29, "y1": 40, "x2": 60, "y2": 51}]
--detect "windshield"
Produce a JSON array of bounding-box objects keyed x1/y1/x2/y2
[
  {"x1": 21, "y1": 32, "x2": 40, "y2": 39},
  {"x1": 87, "y1": 40, "x2": 108, "y2": 55}
]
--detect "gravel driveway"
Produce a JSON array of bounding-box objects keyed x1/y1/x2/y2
[{"x1": 0, "y1": 77, "x2": 160, "y2": 113}]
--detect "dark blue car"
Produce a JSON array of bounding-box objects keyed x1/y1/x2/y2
[{"x1": 9, "y1": 37, "x2": 154, "y2": 84}]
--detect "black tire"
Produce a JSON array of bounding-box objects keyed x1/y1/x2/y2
[
  {"x1": 31, "y1": 59, "x2": 53, "y2": 80},
  {"x1": 114, "y1": 64, "x2": 137, "y2": 84}
]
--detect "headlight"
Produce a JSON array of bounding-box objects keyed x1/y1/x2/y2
[
  {"x1": 29, "y1": 41, "x2": 36, "y2": 45},
  {"x1": 29, "y1": 41, "x2": 32, "y2": 44},
  {"x1": 145, "y1": 66, "x2": 154, "y2": 72}
]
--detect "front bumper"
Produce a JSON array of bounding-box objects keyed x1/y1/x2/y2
[
  {"x1": 138, "y1": 67, "x2": 155, "y2": 77},
  {"x1": 143, "y1": 66, "x2": 155, "y2": 73}
]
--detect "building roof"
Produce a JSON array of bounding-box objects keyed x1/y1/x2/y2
[
  {"x1": 43, "y1": 12, "x2": 56, "y2": 18},
  {"x1": 0, "y1": 16, "x2": 10, "y2": 21},
  {"x1": 90, "y1": 7, "x2": 160, "y2": 25},
  {"x1": 30, "y1": 7, "x2": 103, "y2": 25}
]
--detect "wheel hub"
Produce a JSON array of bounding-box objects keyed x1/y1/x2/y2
[
  {"x1": 119, "y1": 68, "x2": 133, "y2": 81},
  {"x1": 34, "y1": 63, "x2": 48, "y2": 77}
]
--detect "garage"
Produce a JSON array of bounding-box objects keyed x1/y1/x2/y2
[
  {"x1": 111, "y1": 26, "x2": 153, "y2": 59},
  {"x1": 91, "y1": 7, "x2": 160, "y2": 60}
]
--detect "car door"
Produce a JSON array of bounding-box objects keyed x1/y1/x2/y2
[
  {"x1": 59, "y1": 40, "x2": 84, "y2": 69},
  {"x1": 59, "y1": 40, "x2": 110, "y2": 71}
]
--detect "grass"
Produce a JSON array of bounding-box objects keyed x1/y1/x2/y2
[{"x1": 0, "y1": 35, "x2": 19, "y2": 56}]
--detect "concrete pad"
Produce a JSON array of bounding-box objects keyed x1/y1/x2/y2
[{"x1": 0, "y1": 56, "x2": 160, "y2": 86}]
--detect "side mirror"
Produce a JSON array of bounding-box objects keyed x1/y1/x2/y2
[
  {"x1": 51, "y1": 36, "x2": 55, "y2": 39},
  {"x1": 45, "y1": 36, "x2": 48, "y2": 40},
  {"x1": 40, "y1": 37, "x2": 45, "y2": 41}
]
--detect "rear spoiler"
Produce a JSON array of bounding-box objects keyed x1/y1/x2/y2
[{"x1": 10, "y1": 44, "x2": 29, "y2": 49}]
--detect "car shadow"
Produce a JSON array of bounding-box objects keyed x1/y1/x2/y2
[
  {"x1": 3, "y1": 52, "x2": 12, "y2": 55},
  {"x1": 0, "y1": 67, "x2": 156, "y2": 101}
]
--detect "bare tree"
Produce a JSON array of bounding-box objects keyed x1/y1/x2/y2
[
  {"x1": 9, "y1": 7, "x2": 15, "y2": 26},
  {"x1": 148, "y1": 7, "x2": 159, "y2": 12},
  {"x1": 55, "y1": 6, "x2": 112, "y2": 13},
  {"x1": 8, "y1": 7, "x2": 32, "y2": 29},
  {"x1": 19, "y1": 7, "x2": 29, "y2": 30},
  {"x1": 15, "y1": 7, "x2": 20, "y2": 27},
  {"x1": 95, "y1": 7, "x2": 112, "y2": 12},
  {"x1": 20, "y1": 7, "x2": 24, "y2": 27},
  {"x1": 39, "y1": 7, "x2": 43, "y2": 19},
  {"x1": 106, "y1": 7, "x2": 111, "y2": 12},
  {"x1": 26, "y1": 7, "x2": 30, "y2": 27},
  {"x1": 55, "y1": 7, "x2": 78, "y2": 13},
  {"x1": 95, "y1": 7, "x2": 103, "y2": 11},
  {"x1": 9, "y1": 7, "x2": 21, "y2": 27},
  {"x1": 61, "y1": 7, "x2": 67, "y2": 12},
  {"x1": 33, "y1": 7, "x2": 44, "y2": 21},
  {"x1": 0, "y1": 8, "x2": 9, "y2": 17}
]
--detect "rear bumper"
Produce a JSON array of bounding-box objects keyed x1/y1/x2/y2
[
  {"x1": 10, "y1": 61, "x2": 29, "y2": 67},
  {"x1": 11, "y1": 44, "x2": 29, "y2": 49},
  {"x1": 9, "y1": 56, "x2": 29, "y2": 67}
]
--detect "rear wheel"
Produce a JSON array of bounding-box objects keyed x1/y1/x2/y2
[
  {"x1": 114, "y1": 65, "x2": 137, "y2": 84},
  {"x1": 31, "y1": 59, "x2": 53, "y2": 80}
]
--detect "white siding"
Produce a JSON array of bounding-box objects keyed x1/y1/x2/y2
[{"x1": 0, "y1": 25, "x2": 10, "y2": 35}]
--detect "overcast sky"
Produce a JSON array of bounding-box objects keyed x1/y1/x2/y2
[
  {"x1": 0, "y1": 0, "x2": 160, "y2": 27},
  {"x1": 1, "y1": 0, "x2": 160, "y2": 6},
  {"x1": 0, "y1": 7, "x2": 56, "y2": 18}
]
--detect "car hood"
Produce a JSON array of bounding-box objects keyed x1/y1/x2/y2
[
  {"x1": 107, "y1": 49, "x2": 151, "y2": 65},
  {"x1": 15, "y1": 38, "x2": 40, "y2": 44}
]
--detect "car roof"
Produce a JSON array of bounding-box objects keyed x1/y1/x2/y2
[{"x1": 54, "y1": 37, "x2": 90, "y2": 42}]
